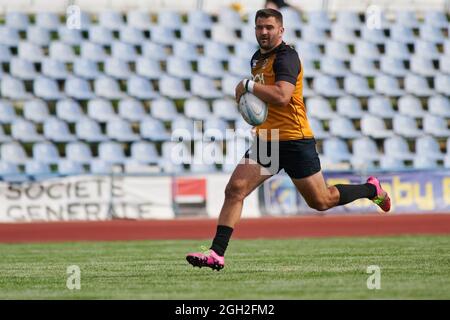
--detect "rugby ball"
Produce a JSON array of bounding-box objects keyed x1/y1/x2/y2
[{"x1": 238, "y1": 92, "x2": 268, "y2": 126}]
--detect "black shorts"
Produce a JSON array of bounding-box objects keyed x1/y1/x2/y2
[{"x1": 244, "y1": 138, "x2": 321, "y2": 179}]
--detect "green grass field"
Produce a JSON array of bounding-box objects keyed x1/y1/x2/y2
[{"x1": 0, "y1": 235, "x2": 449, "y2": 299}]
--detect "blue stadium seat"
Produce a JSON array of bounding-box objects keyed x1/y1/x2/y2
[
  {"x1": 73, "y1": 58, "x2": 101, "y2": 79},
  {"x1": 404, "y1": 74, "x2": 434, "y2": 97},
  {"x1": 423, "y1": 114, "x2": 450, "y2": 137},
  {"x1": 118, "y1": 98, "x2": 146, "y2": 121},
  {"x1": 380, "y1": 56, "x2": 408, "y2": 77},
  {"x1": 306, "y1": 96, "x2": 337, "y2": 120},
  {"x1": 166, "y1": 56, "x2": 195, "y2": 79},
  {"x1": 119, "y1": 26, "x2": 145, "y2": 45},
  {"x1": 58, "y1": 26, "x2": 83, "y2": 45},
  {"x1": 34, "y1": 76, "x2": 64, "y2": 100},
  {"x1": 320, "y1": 56, "x2": 350, "y2": 77},
  {"x1": 420, "y1": 25, "x2": 445, "y2": 44},
  {"x1": 350, "y1": 56, "x2": 379, "y2": 77},
  {"x1": 413, "y1": 156, "x2": 439, "y2": 169},
  {"x1": 0, "y1": 125, "x2": 12, "y2": 143},
  {"x1": 171, "y1": 116, "x2": 203, "y2": 141},
  {"x1": 158, "y1": 10, "x2": 183, "y2": 29},
  {"x1": 380, "y1": 156, "x2": 406, "y2": 170},
  {"x1": 10, "y1": 58, "x2": 38, "y2": 80},
  {"x1": 344, "y1": 74, "x2": 374, "y2": 97},
  {"x1": 33, "y1": 141, "x2": 60, "y2": 164},
  {"x1": 240, "y1": 24, "x2": 259, "y2": 45},
  {"x1": 416, "y1": 135, "x2": 445, "y2": 159},
  {"x1": 41, "y1": 58, "x2": 70, "y2": 80},
  {"x1": 398, "y1": 95, "x2": 425, "y2": 117},
  {"x1": 127, "y1": 76, "x2": 160, "y2": 100},
  {"x1": 184, "y1": 97, "x2": 212, "y2": 120},
  {"x1": 223, "y1": 137, "x2": 251, "y2": 172},
  {"x1": 150, "y1": 98, "x2": 179, "y2": 121},
  {"x1": 331, "y1": 24, "x2": 357, "y2": 44},
  {"x1": 25, "y1": 160, "x2": 54, "y2": 179},
  {"x1": 76, "y1": 118, "x2": 108, "y2": 142},
  {"x1": 336, "y1": 96, "x2": 366, "y2": 119},
  {"x1": 394, "y1": 11, "x2": 420, "y2": 28},
  {"x1": 111, "y1": 41, "x2": 137, "y2": 62},
  {"x1": 368, "y1": 96, "x2": 396, "y2": 118},
  {"x1": 158, "y1": 75, "x2": 191, "y2": 99},
  {"x1": 187, "y1": 10, "x2": 213, "y2": 29},
  {"x1": 313, "y1": 75, "x2": 345, "y2": 97},
  {"x1": 65, "y1": 77, "x2": 96, "y2": 100},
  {"x1": 181, "y1": 25, "x2": 208, "y2": 45},
  {"x1": 151, "y1": 26, "x2": 176, "y2": 45},
  {"x1": 429, "y1": 95, "x2": 450, "y2": 117},
  {"x1": 383, "y1": 136, "x2": 415, "y2": 160},
  {"x1": 191, "y1": 141, "x2": 221, "y2": 173},
  {"x1": 435, "y1": 74, "x2": 450, "y2": 95},
  {"x1": 56, "y1": 99, "x2": 84, "y2": 122},
  {"x1": 0, "y1": 26, "x2": 20, "y2": 46},
  {"x1": 173, "y1": 41, "x2": 200, "y2": 61},
  {"x1": 329, "y1": 116, "x2": 362, "y2": 139},
  {"x1": 211, "y1": 25, "x2": 239, "y2": 45},
  {"x1": 191, "y1": 75, "x2": 224, "y2": 99},
  {"x1": 1, "y1": 76, "x2": 32, "y2": 100},
  {"x1": 104, "y1": 57, "x2": 132, "y2": 79},
  {"x1": 98, "y1": 10, "x2": 124, "y2": 30},
  {"x1": 87, "y1": 98, "x2": 117, "y2": 122},
  {"x1": 160, "y1": 141, "x2": 188, "y2": 173},
  {"x1": 0, "y1": 44, "x2": 12, "y2": 62},
  {"x1": 23, "y1": 99, "x2": 49, "y2": 123},
  {"x1": 5, "y1": 12, "x2": 29, "y2": 30},
  {"x1": 198, "y1": 56, "x2": 225, "y2": 78},
  {"x1": 26, "y1": 26, "x2": 50, "y2": 46},
  {"x1": 295, "y1": 41, "x2": 322, "y2": 60},
  {"x1": 385, "y1": 40, "x2": 411, "y2": 59},
  {"x1": 352, "y1": 136, "x2": 381, "y2": 161},
  {"x1": 127, "y1": 10, "x2": 153, "y2": 30},
  {"x1": 212, "y1": 99, "x2": 241, "y2": 121},
  {"x1": 221, "y1": 73, "x2": 241, "y2": 97},
  {"x1": 440, "y1": 56, "x2": 450, "y2": 74},
  {"x1": 130, "y1": 141, "x2": 160, "y2": 164},
  {"x1": 361, "y1": 114, "x2": 394, "y2": 139},
  {"x1": 323, "y1": 137, "x2": 352, "y2": 162},
  {"x1": 66, "y1": 142, "x2": 93, "y2": 164},
  {"x1": 58, "y1": 160, "x2": 86, "y2": 175},
  {"x1": 139, "y1": 116, "x2": 171, "y2": 141},
  {"x1": 375, "y1": 75, "x2": 405, "y2": 96},
  {"x1": 410, "y1": 55, "x2": 436, "y2": 77},
  {"x1": 336, "y1": 11, "x2": 362, "y2": 29},
  {"x1": 94, "y1": 77, "x2": 126, "y2": 99},
  {"x1": 90, "y1": 160, "x2": 114, "y2": 174},
  {"x1": 43, "y1": 117, "x2": 77, "y2": 142},
  {"x1": 18, "y1": 42, "x2": 45, "y2": 62},
  {"x1": 0, "y1": 100, "x2": 18, "y2": 123},
  {"x1": 414, "y1": 40, "x2": 440, "y2": 59},
  {"x1": 303, "y1": 25, "x2": 328, "y2": 44},
  {"x1": 307, "y1": 10, "x2": 332, "y2": 29},
  {"x1": 280, "y1": 7, "x2": 303, "y2": 28},
  {"x1": 325, "y1": 40, "x2": 352, "y2": 60},
  {"x1": 361, "y1": 26, "x2": 387, "y2": 44},
  {"x1": 36, "y1": 12, "x2": 60, "y2": 30},
  {"x1": 300, "y1": 58, "x2": 321, "y2": 78},
  {"x1": 424, "y1": 10, "x2": 449, "y2": 28},
  {"x1": 98, "y1": 141, "x2": 126, "y2": 163},
  {"x1": 354, "y1": 40, "x2": 380, "y2": 59},
  {"x1": 203, "y1": 117, "x2": 229, "y2": 141},
  {"x1": 228, "y1": 56, "x2": 251, "y2": 78},
  {"x1": 135, "y1": 57, "x2": 164, "y2": 79},
  {"x1": 309, "y1": 117, "x2": 329, "y2": 139},
  {"x1": 234, "y1": 41, "x2": 258, "y2": 61},
  {"x1": 12, "y1": 119, "x2": 44, "y2": 142},
  {"x1": 218, "y1": 8, "x2": 243, "y2": 28},
  {"x1": 141, "y1": 42, "x2": 167, "y2": 60},
  {"x1": 391, "y1": 25, "x2": 416, "y2": 44},
  {"x1": 49, "y1": 41, "x2": 77, "y2": 62},
  {"x1": 393, "y1": 114, "x2": 423, "y2": 138},
  {"x1": 0, "y1": 161, "x2": 27, "y2": 182},
  {"x1": 81, "y1": 42, "x2": 108, "y2": 62},
  {"x1": 1, "y1": 142, "x2": 28, "y2": 164},
  {"x1": 106, "y1": 118, "x2": 140, "y2": 142}
]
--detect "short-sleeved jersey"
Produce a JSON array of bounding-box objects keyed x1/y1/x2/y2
[{"x1": 250, "y1": 42, "x2": 313, "y2": 141}]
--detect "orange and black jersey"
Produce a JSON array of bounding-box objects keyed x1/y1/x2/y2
[{"x1": 250, "y1": 41, "x2": 314, "y2": 141}]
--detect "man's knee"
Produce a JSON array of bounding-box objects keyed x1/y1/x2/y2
[
  {"x1": 225, "y1": 180, "x2": 248, "y2": 202},
  {"x1": 307, "y1": 197, "x2": 331, "y2": 211}
]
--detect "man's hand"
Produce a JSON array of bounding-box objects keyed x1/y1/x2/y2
[{"x1": 235, "y1": 80, "x2": 246, "y2": 103}]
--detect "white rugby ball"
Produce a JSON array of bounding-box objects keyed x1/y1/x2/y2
[{"x1": 238, "y1": 92, "x2": 268, "y2": 126}]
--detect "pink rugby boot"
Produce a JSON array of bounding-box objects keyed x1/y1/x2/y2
[
  {"x1": 186, "y1": 249, "x2": 224, "y2": 271},
  {"x1": 367, "y1": 176, "x2": 391, "y2": 213}
]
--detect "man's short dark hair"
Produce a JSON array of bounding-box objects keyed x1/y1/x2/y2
[{"x1": 255, "y1": 8, "x2": 283, "y2": 26}]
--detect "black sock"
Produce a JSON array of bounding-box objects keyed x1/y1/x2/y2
[
  {"x1": 210, "y1": 225, "x2": 234, "y2": 257},
  {"x1": 335, "y1": 183, "x2": 377, "y2": 206}
]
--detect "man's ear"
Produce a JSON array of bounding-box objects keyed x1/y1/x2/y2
[{"x1": 279, "y1": 26, "x2": 285, "y2": 37}]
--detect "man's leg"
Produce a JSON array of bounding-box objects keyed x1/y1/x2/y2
[
  {"x1": 186, "y1": 160, "x2": 272, "y2": 270},
  {"x1": 290, "y1": 171, "x2": 390, "y2": 212}
]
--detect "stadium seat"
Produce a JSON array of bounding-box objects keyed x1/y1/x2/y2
[
  {"x1": 331, "y1": 24, "x2": 357, "y2": 44},
  {"x1": 410, "y1": 55, "x2": 437, "y2": 77},
  {"x1": 126, "y1": 10, "x2": 153, "y2": 30},
  {"x1": 159, "y1": 75, "x2": 191, "y2": 100},
  {"x1": 375, "y1": 75, "x2": 405, "y2": 96},
  {"x1": 393, "y1": 114, "x2": 423, "y2": 138},
  {"x1": 329, "y1": 116, "x2": 362, "y2": 139},
  {"x1": 173, "y1": 41, "x2": 199, "y2": 61},
  {"x1": 181, "y1": 25, "x2": 208, "y2": 45},
  {"x1": 111, "y1": 41, "x2": 138, "y2": 62},
  {"x1": 234, "y1": 41, "x2": 258, "y2": 61},
  {"x1": 34, "y1": 76, "x2": 64, "y2": 100},
  {"x1": 107, "y1": 118, "x2": 140, "y2": 142},
  {"x1": 49, "y1": 41, "x2": 76, "y2": 62},
  {"x1": 187, "y1": 10, "x2": 213, "y2": 29},
  {"x1": 379, "y1": 156, "x2": 406, "y2": 170},
  {"x1": 429, "y1": 95, "x2": 450, "y2": 117},
  {"x1": 0, "y1": 125, "x2": 12, "y2": 143},
  {"x1": 66, "y1": 142, "x2": 94, "y2": 164},
  {"x1": 26, "y1": 26, "x2": 50, "y2": 46},
  {"x1": 1, "y1": 142, "x2": 28, "y2": 164},
  {"x1": 221, "y1": 73, "x2": 241, "y2": 97},
  {"x1": 320, "y1": 56, "x2": 350, "y2": 77},
  {"x1": 139, "y1": 116, "x2": 171, "y2": 141},
  {"x1": 435, "y1": 74, "x2": 450, "y2": 95},
  {"x1": 90, "y1": 159, "x2": 114, "y2": 174},
  {"x1": 150, "y1": 98, "x2": 179, "y2": 122},
  {"x1": 6, "y1": 12, "x2": 29, "y2": 30},
  {"x1": 0, "y1": 26, "x2": 20, "y2": 46},
  {"x1": 36, "y1": 12, "x2": 60, "y2": 30},
  {"x1": 420, "y1": 25, "x2": 445, "y2": 44},
  {"x1": 65, "y1": 77, "x2": 96, "y2": 100},
  {"x1": 383, "y1": 136, "x2": 415, "y2": 160},
  {"x1": 11, "y1": 119, "x2": 44, "y2": 142},
  {"x1": 234, "y1": 117, "x2": 253, "y2": 140},
  {"x1": 424, "y1": 10, "x2": 449, "y2": 28},
  {"x1": 228, "y1": 56, "x2": 252, "y2": 78},
  {"x1": 104, "y1": 57, "x2": 132, "y2": 79},
  {"x1": 135, "y1": 58, "x2": 164, "y2": 80},
  {"x1": 380, "y1": 56, "x2": 408, "y2": 77},
  {"x1": 184, "y1": 97, "x2": 212, "y2": 120},
  {"x1": 203, "y1": 117, "x2": 229, "y2": 141},
  {"x1": 0, "y1": 100, "x2": 18, "y2": 124},
  {"x1": 160, "y1": 141, "x2": 188, "y2": 173},
  {"x1": 352, "y1": 136, "x2": 382, "y2": 161},
  {"x1": 212, "y1": 99, "x2": 241, "y2": 121},
  {"x1": 157, "y1": 10, "x2": 182, "y2": 29},
  {"x1": 117, "y1": 98, "x2": 146, "y2": 122},
  {"x1": 323, "y1": 137, "x2": 352, "y2": 162},
  {"x1": 43, "y1": 117, "x2": 77, "y2": 142},
  {"x1": 391, "y1": 25, "x2": 416, "y2": 44},
  {"x1": 119, "y1": 26, "x2": 145, "y2": 45},
  {"x1": 423, "y1": 114, "x2": 450, "y2": 137},
  {"x1": 416, "y1": 135, "x2": 445, "y2": 159},
  {"x1": 198, "y1": 56, "x2": 225, "y2": 79},
  {"x1": 303, "y1": 25, "x2": 328, "y2": 44},
  {"x1": 223, "y1": 137, "x2": 251, "y2": 172},
  {"x1": 368, "y1": 96, "x2": 396, "y2": 118},
  {"x1": 73, "y1": 59, "x2": 101, "y2": 80},
  {"x1": 440, "y1": 56, "x2": 450, "y2": 74},
  {"x1": 404, "y1": 74, "x2": 435, "y2": 97},
  {"x1": 307, "y1": 10, "x2": 332, "y2": 29},
  {"x1": 191, "y1": 75, "x2": 224, "y2": 99},
  {"x1": 344, "y1": 74, "x2": 374, "y2": 97},
  {"x1": 313, "y1": 75, "x2": 345, "y2": 97},
  {"x1": 361, "y1": 114, "x2": 394, "y2": 139},
  {"x1": 395, "y1": 11, "x2": 420, "y2": 28},
  {"x1": 361, "y1": 26, "x2": 387, "y2": 44},
  {"x1": 87, "y1": 99, "x2": 117, "y2": 122},
  {"x1": 300, "y1": 58, "x2": 321, "y2": 78},
  {"x1": 81, "y1": 42, "x2": 108, "y2": 62},
  {"x1": 42, "y1": 58, "x2": 70, "y2": 80},
  {"x1": 336, "y1": 96, "x2": 366, "y2": 119},
  {"x1": 25, "y1": 160, "x2": 54, "y2": 179},
  {"x1": 58, "y1": 26, "x2": 83, "y2": 45},
  {"x1": 0, "y1": 161, "x2": 27, "y2": 182},
  {"x1": 130, "y1": 141, "x2": 160, "y2": 164},
  {"x1": 76, "y1": 118, "x2": 108, "y2": 142},
  {"x1": 98, "y1": 141, "x2": 127, "y2": 164},
  {"x1": 141, "y1": 42, "x2": 167, "y2": 60},
  {"x1": 308, "y1": 117, "x2": 329, "y2": 139},
  {"x1": 0, "y1": 44, "x2": 12, "y2": 62},
  {"x1": 295, "y1": 41, "x2": 322, "y2": 61},
  {"x1": 240, "y1": 24, "x2": 259, "y2": 45},
  {"x1": 325, "y1": 40, "x2": 352, "y2": 60},
  {"x1": 398, "y1": 95, "x2": 426, "y2": 117},
  {"x1": 203, "y1": 41, "x2": 229, "y2": 61},
  {"x1": 171, "y1": 116, "x2": 203, "y2": 141},
  {"x1": 413, "y1": 156, "x2": 439, "y2": 169},
  {"x1": 23, "y1": 99, "x2": 49, "y2": 123},
  {"x1": 1, "y1": 76, "x2": 32, "y2": 100},
  {"x1": 56, "y1": 99, "x2": 84, "y2": 123},
  {"x1": 166, "y1": 56, "x2": 195, "y2": 79},
  {"x1": 32, "y1": 142, "x2": 60, "y2": 164},
  {"x1": 414, "y1": 40, "x2": 440, "y2": 59},
  {"x1": 98, "y1": 10, "x2": 124, "y2": 30},
  {"x1": 385, "y1": 40, "x2": 411, "y2": 60},
  {"x1": 10, "y1": 58, "x2": 38, "y2": 80},
  {"x1": 18, "y1": 41, "x2": 45, "y2": 62},
  {"x1": 306, "y1": 96, "x2": 337, "y2": 120},
  {"x1": 350, "y1": 56, "x2": 379, "y2": 77},
  {"x1": 336, "y1": 11, "x2": 362, "y2": 29},
  {"x1": 94, "y1": 77, "x2": 126, "y2": 100},
  {"x1": 58, "y1": 160, "x2": 86, "y2": 175},
  {"x1": 354, "y1": 40, "x2": 380, "y2": 59},
  {"x1": 89, "y1": 25, "x2": 114, "y2": 45},
  {"x1": 218, "y1": 8, "x2": 243, "y2": 28},
  {"x1": 191, "y1": 141, "x2": 221, "y2": 173},
  {"x1": 280, "y1": 7, "x2": 303, "y2": 28},
  {"x1": 151, "y1": 26, "x2": 176, "y2": 45}
]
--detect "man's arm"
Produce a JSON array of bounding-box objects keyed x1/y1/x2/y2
[{"x1": 235, "y1": 80, "x2": 295, "y2": 107}]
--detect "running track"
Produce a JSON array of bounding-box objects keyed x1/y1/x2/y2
[{"x1": 0, "y1": 214, "x2": 450, "y2": 243}]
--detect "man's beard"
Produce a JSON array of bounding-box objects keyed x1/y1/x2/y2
[{"x1": 257, "y1": 38, "x2": 272, "y2": 50}]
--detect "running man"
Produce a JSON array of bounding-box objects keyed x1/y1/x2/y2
[{"x1": 186, "y1": 8, "x2": 390, "y2": 271}]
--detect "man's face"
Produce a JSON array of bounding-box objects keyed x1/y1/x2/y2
[{"x1": 255, "y1": 16, "x2": 284, "y2": 50}]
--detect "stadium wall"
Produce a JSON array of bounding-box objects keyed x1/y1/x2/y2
[{"x1": 1, "y1": 170, "x2": 449, "y2": 222}]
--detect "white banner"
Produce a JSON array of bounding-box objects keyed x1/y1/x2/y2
[{"x1": 0, "y1": 175, "x2": 174, "y2": 222}]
